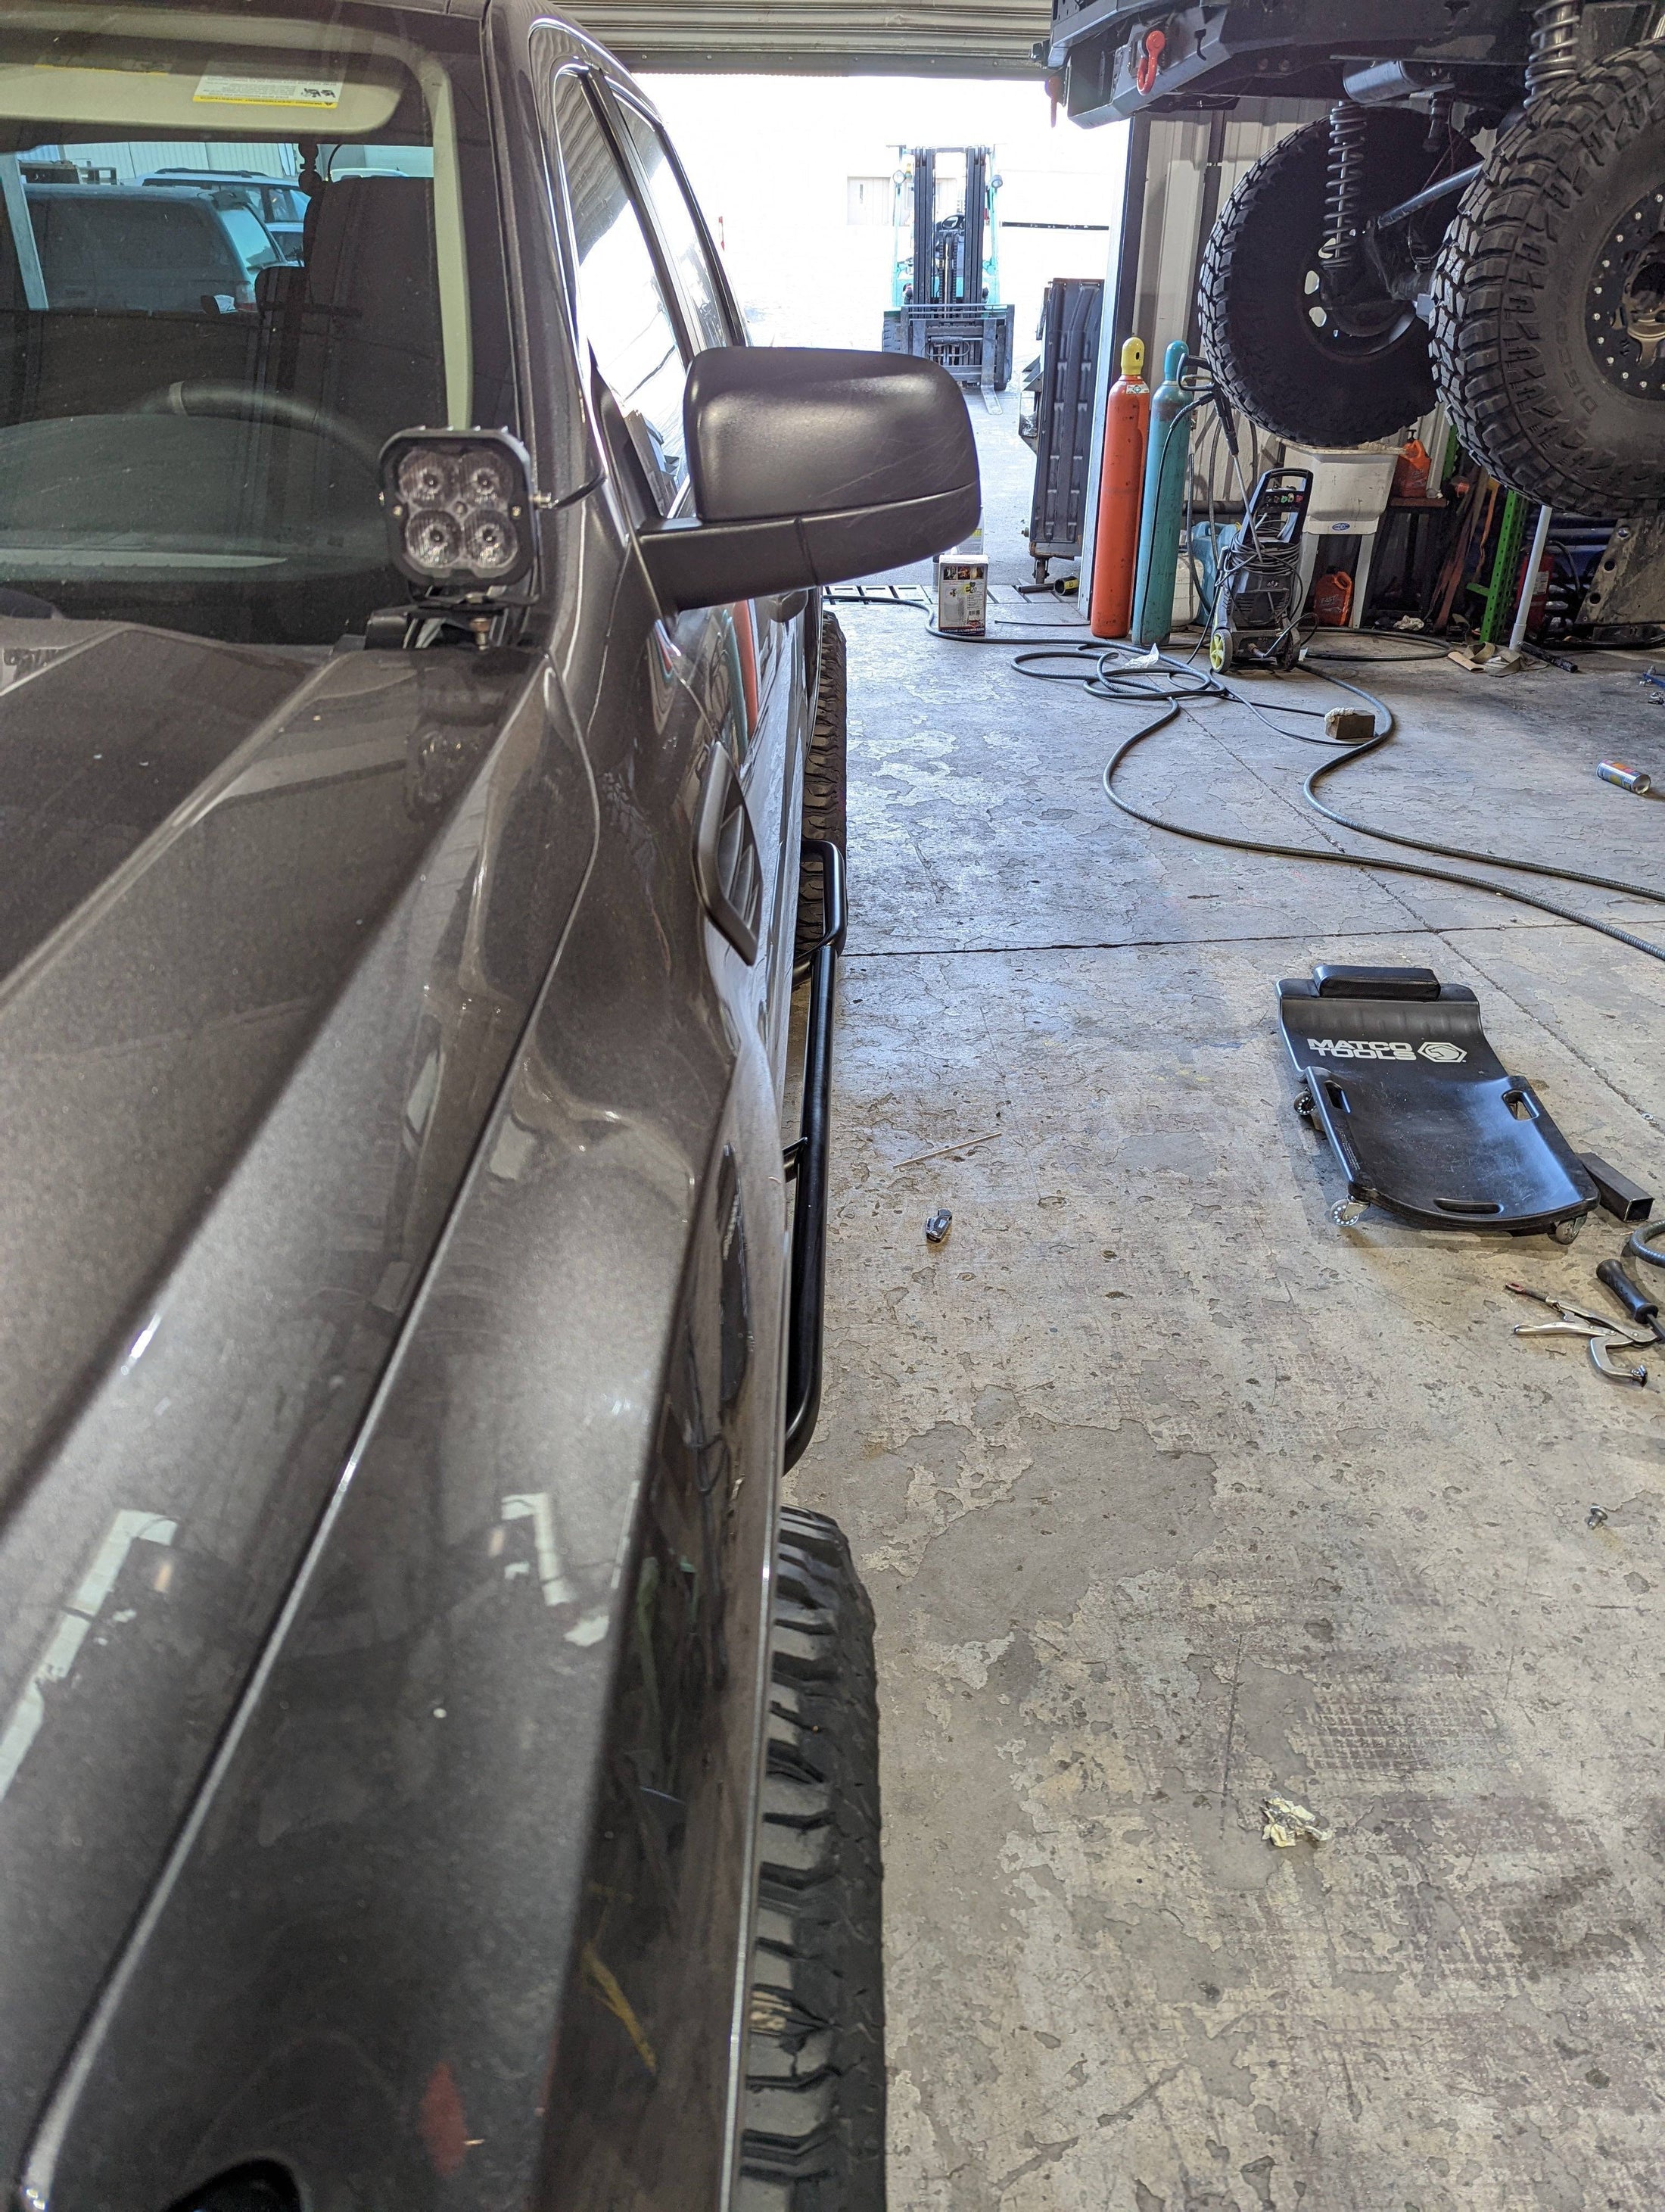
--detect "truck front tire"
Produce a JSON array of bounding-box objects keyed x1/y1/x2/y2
[{"x1": 738, "y1": 1509, "x2": 885, "y2": 2212}]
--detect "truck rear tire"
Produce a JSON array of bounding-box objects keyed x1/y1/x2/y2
[
  {"x1": 1430, "y1": 43, "x2": 1665, "y2": 515},
  {"x1": 737, "y1": 1508, "x2": 885, "y2": 2212},
  {"x1": 1199, "y1": 112, "x2": 1449, "y2": 446},
  {"x1": 795, "y1": 612, "x2": 847, "y2": 970}
]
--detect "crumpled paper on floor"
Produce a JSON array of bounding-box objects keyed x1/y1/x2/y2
[{"x1": 1262, "y1": 1792, "x2": 1334, "y2": 1848}]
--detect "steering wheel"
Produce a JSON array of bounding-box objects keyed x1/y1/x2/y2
[{"x1": 129, "y1": 382, "x2": 382, "y2": 475}]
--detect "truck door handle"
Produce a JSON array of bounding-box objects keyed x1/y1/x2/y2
[{"x1": 694, "y1": 743, "x2": 762, "y2": 964}]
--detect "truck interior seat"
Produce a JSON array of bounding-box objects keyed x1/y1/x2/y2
[
  {"x1": 275, "y1": 176, "x2": 447, "y2": 450},
  {"x1": 0, "y1": 173, "x2": 444, "y2": 454}
]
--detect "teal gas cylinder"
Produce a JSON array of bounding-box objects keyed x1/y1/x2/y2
[{"x1": 1130, "y1": 340, "x2": 1192, "y2": 648}]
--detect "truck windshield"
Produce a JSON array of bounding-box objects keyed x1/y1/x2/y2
[{"x1": 0, "y1": 9, "x2": 515, "y2": 646}]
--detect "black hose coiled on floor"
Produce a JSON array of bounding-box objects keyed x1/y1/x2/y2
[
  {"x1": 848, "y1": 601, "x2": 1665, "y2": 969},
  {"x1": 1007, "y1": 640, "x2": 1665, "y2": 970}
]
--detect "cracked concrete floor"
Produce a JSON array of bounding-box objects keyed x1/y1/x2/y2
[{"x1": 786, "y1": 605, "x2": 1665, "y2": 2210}]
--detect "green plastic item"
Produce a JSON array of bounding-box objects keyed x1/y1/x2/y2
[{"x1": 1131, "y1": 340, "x2": 1191, "y2": 647}]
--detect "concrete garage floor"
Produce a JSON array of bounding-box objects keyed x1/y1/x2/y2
[{"x1": 787, "y1": 609, "x2": 1665, "y2": 2210}]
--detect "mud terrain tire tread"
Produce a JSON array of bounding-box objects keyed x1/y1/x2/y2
[
  {"x1": 1199, "y1": 114, "x2": 1441, "y2": 447},
  {"x1": 1429, "y1": 43, "x2": 1665, "y2": 513},
  {"x1": 795, "y1": 612, "x2": 848, "y2": 968},
  {"x1": 736, "y1": 1507, "x2": 884, "y2": 2212}
]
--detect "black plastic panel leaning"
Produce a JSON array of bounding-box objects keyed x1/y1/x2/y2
[
  {"x1": 610, "y1": 95, "x2": 735, "y2": 353},
  {"x1": 549, "y1": 73, "x2": 691, "y2": 516}
]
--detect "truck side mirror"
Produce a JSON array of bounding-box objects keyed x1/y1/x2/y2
[{"x1": 638, "y1": 347, "x2": 979, "y2": 613}]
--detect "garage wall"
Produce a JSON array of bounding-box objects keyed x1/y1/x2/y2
[
  {"x1": 1078, "y1": 97, "x2": 1319, "y2": 587},
  {"x1": 1124, "y1": 102, "x2": 1316, "y2": 393},
  {"x1": 574, "y1": 2, "x2": 1053, "y2": 78}
]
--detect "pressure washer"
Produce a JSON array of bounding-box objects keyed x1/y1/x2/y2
[{"x1": 1206, "y1": 468, "x2": 1313, "y2": 671}]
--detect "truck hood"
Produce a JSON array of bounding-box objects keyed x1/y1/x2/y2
[{"x1": 0, "y1": 616, "x2": 581, "y2": 2180}]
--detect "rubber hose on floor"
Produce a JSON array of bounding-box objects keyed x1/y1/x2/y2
[
  {"x1": 1087, "y1": 661, "x2": 1665, "y2": 967},
  {"x1": 854, "y1": 606, "x2": 1665, "y2": 964}
]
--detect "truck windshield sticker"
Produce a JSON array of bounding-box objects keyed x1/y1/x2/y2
[{"x1": 195, "y1": 70, "x2": 344, "y2": 110}]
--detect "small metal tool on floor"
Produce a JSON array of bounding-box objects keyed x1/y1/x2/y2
[{"x1": 1507, "y1": 1282, "x2": 1654, "y2": 1385}]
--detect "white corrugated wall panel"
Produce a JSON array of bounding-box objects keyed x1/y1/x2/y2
[{"x1": 572, "y1": 2, "x2": 1053, "y2": 77}]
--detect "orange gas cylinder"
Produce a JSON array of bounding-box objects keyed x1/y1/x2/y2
[
  {"x1": 1311, "y1": 568, "x2": 1355, "y2": 627},
  {"x1": 1089, "y1": 335, "x2": 1150, "y2": 640},
  {"x1": 730, "y1": 599, "x2": 760, "y2": 735}
]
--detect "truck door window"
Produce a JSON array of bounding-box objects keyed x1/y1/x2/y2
[
  {"x1": 552, "y1": 74, "x2": 690, "y2": 516},
  {"x1": 611, "y1": 99, "x2": 734, "y2": 354}
]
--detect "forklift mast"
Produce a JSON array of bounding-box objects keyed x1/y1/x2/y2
[
  {"x1": 894, "y1": 145, "x2": 1000, "y2": 311},
  {"x1": 907, "y1": 146, "x2": 992, "y2": 306}
]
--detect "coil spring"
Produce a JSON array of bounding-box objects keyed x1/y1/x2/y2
[
  {"x1": 1318, "y1": 100, "x2": 1368, "y2": 280},
  {"x1": 1526, "y1": 0, "x2": 1581, "y2": 101}
]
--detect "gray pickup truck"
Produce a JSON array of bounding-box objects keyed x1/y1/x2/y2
[
  {"x1": 0, "y1": 7, "x2": 978, "y2": 2210},
  {"x1": 1047, "y1": 0, "x2": 1665, "y2": 514}
]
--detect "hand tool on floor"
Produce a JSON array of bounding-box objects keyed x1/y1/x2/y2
[
  {"x1": 1595, "y1": 1259, "x2": 1663, "y2": 1342},
  {"x1": 1507, "y1": 1282, "x2": 1654, "y2": 1385}
]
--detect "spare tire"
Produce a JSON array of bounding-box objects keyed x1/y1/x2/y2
[
  {"x1": 1430, "y1": 42, "x2": 1665, "y2": 513},
  {"x1": 1200, "y1": 111, "x2": 1459, "y2": 446}
]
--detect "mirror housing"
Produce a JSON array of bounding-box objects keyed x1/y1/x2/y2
[{"x1": 638, "y1": 347, "x2": 979, "y2": 613}]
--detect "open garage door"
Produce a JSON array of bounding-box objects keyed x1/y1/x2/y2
[{"x1": 573, "y1": 2, "x2": 1053, "y2": 77}]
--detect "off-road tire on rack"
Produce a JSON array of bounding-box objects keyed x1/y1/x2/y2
[
  {"x1": 737, "y1": 1507, "x2": 885, "y2": 2212},
  {"x1": 795, "y1": 612, "x2": 848, "y2": 971},
  {"x1": 1199, "y1": 111, "x2": 1449, "y2": 448},
  {"x1": 1429, "y1": 42, "x2": 1665, "y2": 515}
]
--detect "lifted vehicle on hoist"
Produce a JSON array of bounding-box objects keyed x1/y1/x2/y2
[{"x1": 1044, "y1": 0, "x2": 1665, "y2": 515}]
